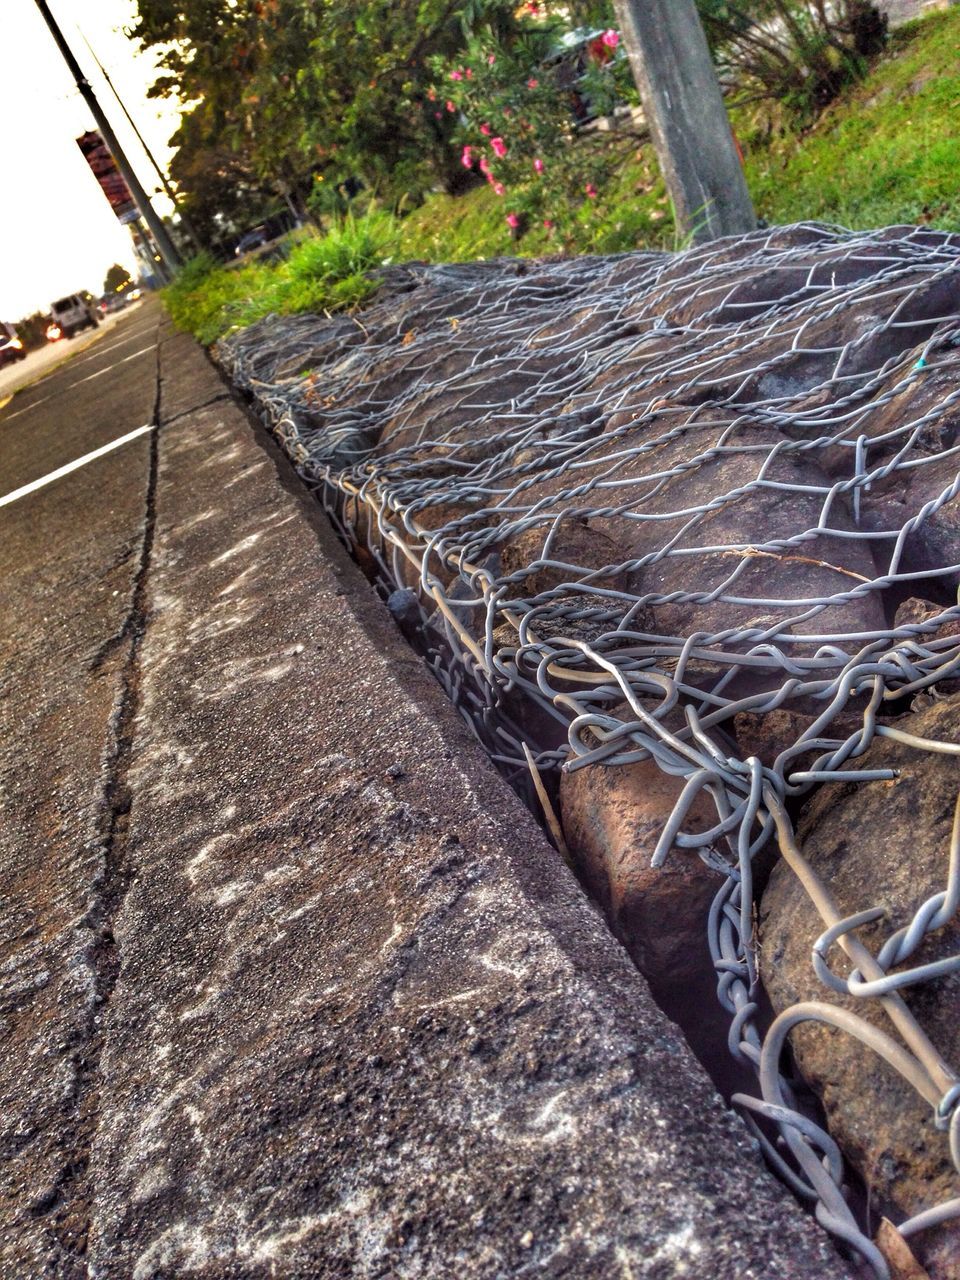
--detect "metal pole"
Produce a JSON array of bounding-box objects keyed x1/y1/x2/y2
[
  {"x1": 76, "y1": 25, "x2": 203, "y2": 255},
  {"x1": 612, "y1": 0, "x2": 756, "y2": 242},
  {"x1": 32, "y1": 0, "x2": 183, "y2": 272}
]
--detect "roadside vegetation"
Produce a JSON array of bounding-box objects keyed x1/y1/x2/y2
[
  {"x1": 158, "y1": 4, "x2": 960, "y2": 344},
  {"x1": 163, "y1": 215, "x2": 397, "y2": 344}
]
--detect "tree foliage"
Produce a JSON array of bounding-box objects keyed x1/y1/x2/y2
[
  {"x1": 103, "y1": 263, "x2": 132, "y2": 294},
  {"x1": 131, "y1": 0, "x2": 525, "y2": 226},
  {"x1": 132, "y1": 0, "x2": 887, "y2": 242}
]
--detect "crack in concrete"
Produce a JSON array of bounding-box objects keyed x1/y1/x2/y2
[
  {"x1": 161, "y1": 390, "x2": 232, "y2": 428},
  {"x1": 34, "y1": 326, "x2": 164, "y2": 1272}
]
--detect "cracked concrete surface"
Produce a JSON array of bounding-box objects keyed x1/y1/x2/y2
[
  {"x1": 1, "y1": 305, "x2": 852, "y2": 1277},
  {"x1": 0, "y1": 303, "x2": 160, "y2": 1272}
]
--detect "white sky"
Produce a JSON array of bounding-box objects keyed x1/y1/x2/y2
[{"x1": 0, "y1": 0, "x2": 185, "y2": 320}]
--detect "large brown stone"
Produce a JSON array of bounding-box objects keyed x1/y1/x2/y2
[
  {"x1": 559, "y1": 737, "x2": 723, "y2": 993},
  {"x1": 893, "y1": 598, "x2": 960, "y2": 695},
  {"x1": 733, "y1": 706, "x2": 880, "y2": 773},
  {"x1": 498, "y1": 519, "x2": 628, "y2": 602},
  {"x1": 760, "y1": 694, "x2": 960, "y2": 1278},
  {"x1": 558, "y1": 734, "x2": 764, "y2": 1091}
]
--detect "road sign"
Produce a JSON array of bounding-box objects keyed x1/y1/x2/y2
[{"x1": 76, "y1": 129, "x2": 137, "y2": 224}]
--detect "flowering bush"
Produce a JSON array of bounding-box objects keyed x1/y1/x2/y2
[{"x1": 428, "y1": 17, "x2": 636, "y2": 240}]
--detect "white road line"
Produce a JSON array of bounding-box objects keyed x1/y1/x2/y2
[
  {"x1": 70, "y1": 324, "x2": 156, "y2": 369},
  {"x1": 0, "y1": 423, "x2": 153, "y2": 509},
  {"x1": 2, "y1": 345, "x2": 156, "y2": 422}
]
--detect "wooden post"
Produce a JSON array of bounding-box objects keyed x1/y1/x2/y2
[{"x1": 613, "y1": 0, "x2": 756, "y2": 242}]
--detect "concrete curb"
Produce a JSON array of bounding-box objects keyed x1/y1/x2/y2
[{"x1": 82, "y1": 322, "x2": 851, "y2": 1276}]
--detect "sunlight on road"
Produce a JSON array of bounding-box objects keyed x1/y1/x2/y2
[{"x1": 0, "y1": 302, "x2": 145, "y2": 401}]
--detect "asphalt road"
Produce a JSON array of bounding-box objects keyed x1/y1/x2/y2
[
  {"x1": 0, "y1": 297, "x2": 161, "y2": 1271},
  {"x1": 0, "y1": 301, "x2": 147, "y2": 403},
  {"x1": 0, "y1": 302, "x2": 159, "y2": 496}
]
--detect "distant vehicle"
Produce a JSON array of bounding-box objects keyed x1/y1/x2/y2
[
  {"x1": 46, "y1": 322, "x2": 63, "y2": 342},
  {"x1": 49, "y1": 293, "x2": 99, "y2": 338},
  {"x1": 235, "y1": 225, "x2": 270, "y2": 257},
  {"x1": 98, "y1": 293, "x2": 127, "y2": 316},
  {"x1": 0, "y1": 322, "x2": 26, "y2": 368}
]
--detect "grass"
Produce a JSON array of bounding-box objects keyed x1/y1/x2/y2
[
  {"x1": 166, "y1": 9, "x2": 960, "y2": 344},
  {"x1": 163, "y1": 213, "x2": 398, "y2": 345},
  {"x1": 742, "y1": 11, "x2": 960, "y2": 231}
]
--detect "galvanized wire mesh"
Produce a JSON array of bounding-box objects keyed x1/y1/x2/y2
[{"x1": 220, "y1": 223, "x2": 960, "y2": 1277}]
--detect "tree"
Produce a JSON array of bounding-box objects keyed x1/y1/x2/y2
[
  {"x1": 164, "y1": 100, "x2": 283, "y2": 247},
  {"x1": 130, "y1": 0, "x2": 521, "y2": 218},
  {"x1": 103, "y1": 264, "x2": 131, "y2": 294}
]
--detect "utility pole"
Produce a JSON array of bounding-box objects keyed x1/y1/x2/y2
[
  {"x1": 77, "y1": 26, "x2": 203, "y2": 255},
  {"x1": 612, "y1": 0, "x2": 755, "y2": 243},
  {"x1": 32, "y1": 0, "x2": 183, "y2": 274}
]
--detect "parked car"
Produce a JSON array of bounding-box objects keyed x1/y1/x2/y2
[
  {"x1": 0, "y1": 322, "x2": 26, "y2": 368},
  {"x1": 235, "y1": 225, "x2": 269, "y2": 257},
  {"x1": 49, "y1": 293, "x2": 99, "y2": 338}
]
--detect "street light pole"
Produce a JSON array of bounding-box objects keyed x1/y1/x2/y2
[
  {"x1": 32, "y1": 0, "x2": 183, "y2": 274},
  {"x1": 77, "y1": 25, "x2": 203, "y2": 256},
  {"x1": 613, "y1": 0, "x2": 756, "y2": 243}
]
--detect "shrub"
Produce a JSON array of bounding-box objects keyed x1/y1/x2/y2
[
  {"x1": 287, "y1": 212, "x2": 397, "y2": 283},
  {"x1": 429, "y1": 16, "x2": 638, "y2": 241},
  {"x1": 699, "y1": 1, "x2": 888, "y2": 122}
]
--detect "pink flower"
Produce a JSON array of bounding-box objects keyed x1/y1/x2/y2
[
  {"x1": 490, "y1": 136, "x2": 507, "y2": 158},
  {"x1": 487, "y1": 53, "x2": 496, "y2": 66},
  {"x1": 445, "y1": 100, "x2": 456, "y2": 112},
  {"x1": 478, "y1": 155, "x2": 492, "y2": 175},
  {"x1": 466, "y1": 68, "x2": 473, "y2": 79},
  {"x1": 479, "y1": 123, "x2": 492, "y2": 136},
  {"x1": 525, "y1": 2, "x2": 539, "y2": 13},
  {"x1": 461, "y1": 146, "x2": 473, "y2": 169},
  {"x1": 450, "y1": 70, "x2": 463, "y2": 81},
  {"x1": 494, "y1": 182, "x2": 505, "y2": 196},
  {"x1": 506, "y1": 213, "x2": 520, "y2": 228},
  {"x1": 527, "y1": 77, "x2": 539, "y2": 89},
  {"x1": 426, "y1": 87, "x2": 436, "y2": 101},
  {"x1": 533, "y1": 157, "x2": 544, "y2": 173},
  {"x1": 434, "y1": 111, "x2": 442, "y2": 119},
  {"x1": 585, "y1": 183, "x2": 598, "y2": 198},
  {"x1": 543, "y1": 218, "x2": 553, "y2": 229},
  {"x1": 601, "y1": 29, "x2": 619, "y2": 48}
]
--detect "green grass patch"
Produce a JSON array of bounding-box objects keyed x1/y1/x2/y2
[
  {"x1": 163, "y1": 213, "x2": 398, "y2": 345},
  {"x1": 742, "y1": 9, "x2": 960, "y2": 231}
]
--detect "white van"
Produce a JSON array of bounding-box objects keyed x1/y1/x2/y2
[{"x1": 50, "y1": 294, "x2": 99, "y2": 339}]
